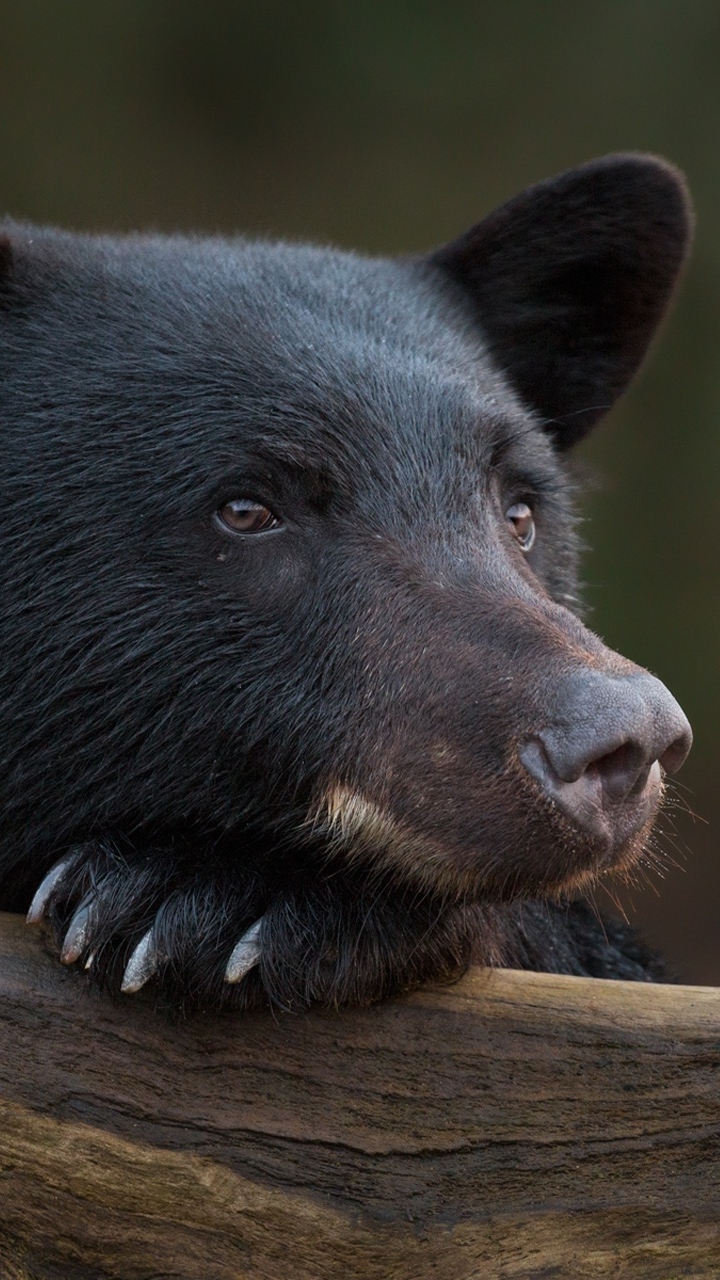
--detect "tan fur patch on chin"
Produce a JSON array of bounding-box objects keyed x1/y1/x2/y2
[
  {"x1": 304, "y1": 783, "x2": 480, "y2": 898},
  {"x1": 305, "y1": 784, "x2": 660, "y2": 904}
]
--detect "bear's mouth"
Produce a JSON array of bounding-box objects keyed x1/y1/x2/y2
[{"x1": 305, "y1": 775, "x2": 662, "y2": 902}]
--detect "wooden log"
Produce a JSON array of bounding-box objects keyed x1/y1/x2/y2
[{"x1": 0, "y1": 911, "x2": 719, "y2": 1279}]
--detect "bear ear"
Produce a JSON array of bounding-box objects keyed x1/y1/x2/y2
[{"x1": 429, "y1": 154, "x2": 693, "y2": 447}]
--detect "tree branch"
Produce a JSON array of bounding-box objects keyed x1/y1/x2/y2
[{"x1": 0, "y1": 911, "x2": 719, "y2": 1278}]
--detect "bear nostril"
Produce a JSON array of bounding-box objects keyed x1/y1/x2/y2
[
  {"x1": 590, "y1": 740, "x2": 650, "y2": 803},
  {"x1": 659, "y1": 732, "x2": 693, "y2": 776}
]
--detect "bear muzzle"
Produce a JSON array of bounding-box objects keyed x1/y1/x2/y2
[{"x1": 519, "y1": 670, "x2": 692, "y2": 856}]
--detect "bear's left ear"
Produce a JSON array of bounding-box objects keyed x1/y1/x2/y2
[{"x1": 429, "y1": 154, "x2": 693, "y2": 447}]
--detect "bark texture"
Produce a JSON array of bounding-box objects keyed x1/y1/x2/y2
[{"x1": 0, "y1": 911, "x2": 719, "y2": 1279}]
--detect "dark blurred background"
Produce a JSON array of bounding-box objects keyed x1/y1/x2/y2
[{"x1": 1, "y1": 0, "x2": 718, "y2": 981}]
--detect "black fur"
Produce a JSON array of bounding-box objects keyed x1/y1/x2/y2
[{"x1": 0, "y1": 155, "x2": 691, "y2": 1011}]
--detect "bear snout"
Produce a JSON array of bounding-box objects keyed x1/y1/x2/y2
[{"x1": 519, "y1": 670, "x2": 692, "y2": 855}]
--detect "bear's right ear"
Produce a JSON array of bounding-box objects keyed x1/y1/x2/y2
[{"x1": 429, "y1": 154, "x2": 693, "y2": 448}]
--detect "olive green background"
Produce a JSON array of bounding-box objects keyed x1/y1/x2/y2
[{"x1": 1, "y1": 1, "x2": 717, "y2": 980}]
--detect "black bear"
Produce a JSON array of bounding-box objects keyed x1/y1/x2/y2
[{"x1": 0, "y1": 154, "x2": 693, "y2": 1012}]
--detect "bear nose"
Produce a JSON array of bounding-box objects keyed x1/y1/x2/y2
[{"x1": 519, "y1": 670, "x2": 692, "y2": 852}]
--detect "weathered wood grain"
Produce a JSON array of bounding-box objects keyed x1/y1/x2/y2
[{"x1": 0, "y1": 910, "x2": 719, "y2": 1279}]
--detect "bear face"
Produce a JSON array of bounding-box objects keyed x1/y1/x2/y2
[{"x1": 1, "y1": 154, "x2": 692, "y2": 1011}]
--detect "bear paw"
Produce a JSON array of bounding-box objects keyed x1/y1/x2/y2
[
  {"x1": 25, "y1": 842, "x2": 477, "y2": 1012},
  {"x1": 25, "y1": 842, "x2": 275, "y2": 1010}
]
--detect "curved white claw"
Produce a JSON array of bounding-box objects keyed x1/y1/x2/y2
[
  {"x1": 121, "y1": 929, "x2": 159, "y2": 994},
  {"x1": 26, "y1": 858, "x2": 73, "y2": 925},
  {"x1": 60, "y1": 901, "x2": 94, "y2": 965},
  {"x1": 225, "y1": 918, "x2": 263, "y2": 984}
]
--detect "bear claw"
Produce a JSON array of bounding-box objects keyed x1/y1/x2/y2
[
  {"x1": 121, "y1": 928, "x2": 159, "y2": 994},
  {"x1": 60, "y1": 901, "x2": 95, "y2": 965},
  {"x1": 26, "y1": 857, "x2": 74, "y2": 924},
  {"x1": 225, "y1": 919, "x2": 263, "y2": 983}
]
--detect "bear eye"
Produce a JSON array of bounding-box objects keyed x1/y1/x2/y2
[
  {"x1": 505, "y1": 502, "x2": 535, "y2": 552},
  {"x1": 217, "y1": 499, "x2": 281, "y2": 535}
]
